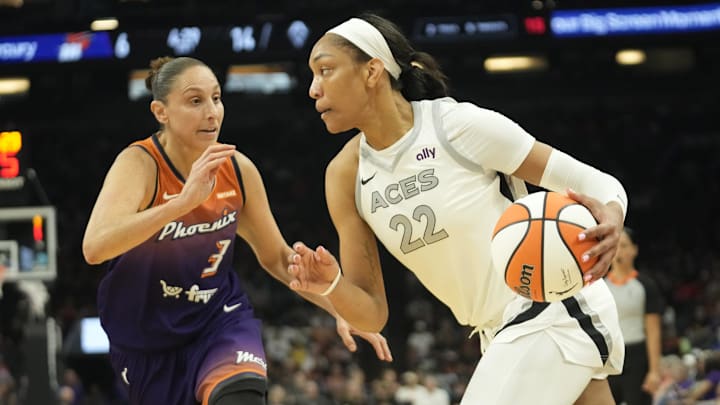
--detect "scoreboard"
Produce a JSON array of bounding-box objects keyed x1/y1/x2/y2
[
  {"x1": 0, "y1": 18, "x2": 317, "y2": 66},
  {"x1": 1, "y1": 3, "x2": 718, "y2": 68},
  {"x1": 0, "y1": 14, "x2": 541, "y2": 67}
]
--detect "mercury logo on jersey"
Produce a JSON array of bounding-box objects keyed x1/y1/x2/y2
[
  {"x1": 370, "y1": 169, "x2": 439, "y2": 213},
  {"x1": 236, "y1": 351, "x2": 267, "y2": 370},
  {"x1": 158, "y1": 211, "x2": 237, "y2": 241}
]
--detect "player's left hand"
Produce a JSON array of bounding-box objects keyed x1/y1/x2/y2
[
  {"x1": 335, "y1": 316, "x2": 393, "y2": 362},
  {"x1": 566, "y1": 188, "x2": 624, "y2": 284}
]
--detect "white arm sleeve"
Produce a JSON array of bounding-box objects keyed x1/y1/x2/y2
[{"x1": 539, "y1": 149, "x2": 628, "y2": 220}]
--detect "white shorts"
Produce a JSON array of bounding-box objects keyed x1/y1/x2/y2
[{"x1": 464, "y1": 279, "x2": 625, "y2": 404}]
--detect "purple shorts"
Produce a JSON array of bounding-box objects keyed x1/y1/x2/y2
[{"x1": 109, "y1": 310, "x2": 267, "y2": 405}]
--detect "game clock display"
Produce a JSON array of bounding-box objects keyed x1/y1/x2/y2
[{"x1": 110, "y1": 19, "x2": 314, "y2": 63}]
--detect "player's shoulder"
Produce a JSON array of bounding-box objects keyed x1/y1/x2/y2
[
  {"x1": 231, "y1": 149, "x2": 252, "y2": 167},
  {"x1": 333, "y1": 133, "x2": 361, "y2": 164},
  {"x1": 327, "y1": 133, "x2": 361, "y2": 179},
  {"x1": 230, "y1": 150, "x2": 263, "y2": 182},
  {"x1": 116, "y1": 141, "x2": 156, "y2": 170},
  {"x1": 430, "y1": 97, "x2": 508, "y2": 122}
]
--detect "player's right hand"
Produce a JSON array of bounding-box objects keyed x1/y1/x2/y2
[
  {"x1": 567, "y1": 188, "x2": 623, "y2": 284},
  {"x1": 179, "y1": 143, "x2": 236, "y2": 209},
  {"x1": 288, "y1": 242, "x2": 341, "y2": 295}
]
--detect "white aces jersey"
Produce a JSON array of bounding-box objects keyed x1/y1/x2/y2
[{"x1": 355, "y1": 97, "x2": 536, "y2": 330}]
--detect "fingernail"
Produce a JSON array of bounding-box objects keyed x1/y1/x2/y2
[
  {"x1": 584, "y1": 274, "x2": 592, "y2": 282},
  {"x1": 578, "y1": 233, "x2": 586, "y2": 241},
  {"x1": 582, "y1": 254, "x2": 589, "y2": 262}
]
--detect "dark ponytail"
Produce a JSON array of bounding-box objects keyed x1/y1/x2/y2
[
  {"x1": 400, "y1": 50, "x2": 449, "y2": 101},
  {"x1": 331, "y1": 13, "x2": 450, "y2": 101},
  {"x1": 360, "y1": 13, "x2": 449, "y2": 100}
]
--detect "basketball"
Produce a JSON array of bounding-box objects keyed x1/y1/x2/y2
[{"x1": 491, "y1": 191, "x2": 599, "y2": 302}]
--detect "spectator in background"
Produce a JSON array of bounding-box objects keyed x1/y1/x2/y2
[
  {"x1": 56, "y1": 368, "x2": 84, "y2": 405},
  {"x1": 371, "y1": 367, "x2": 400, "y2": 403},
  {"x1": 0, "y1": 356, "x2": 18, "y2": 405},
  {"x1": 296, "y1": 379, "x2": 332, "y2": 405},
  {"x1": 267, "y1": 384, "x2": 290, "y2": 405},
  {"x1": 653, "y1": 354, "x2": 693, "y2": 405},
  {"x1": 416, "y1": 374, "x2": 450, "y2": 405},
  {"x1": 683, "y1": 350, "x2": 720, "y2": 404},
  {"x1": 395, "y1": 371, "x2": 426, "y2": 405},
  {"x1": 407, "y1": 320, "x2": 434, "y2": 360},
  {"x1": 607, "y1": 228, "x2": 665, "y2": 405}
]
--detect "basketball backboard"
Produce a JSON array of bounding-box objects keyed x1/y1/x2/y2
[{"x1": 0, "y1": 206, "x2": 57, "y2": 281}]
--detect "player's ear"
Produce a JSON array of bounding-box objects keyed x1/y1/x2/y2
[
  {"x1": 366, "y1": 58, "x2": 386, "y2": 88},
  {"x1": 150, "y1": 100, "x2": 168, "y2": 124}
]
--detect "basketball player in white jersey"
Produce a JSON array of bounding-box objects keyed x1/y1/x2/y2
[{"x1": 289, "y1": 13, "x2": 629, "y2": 405}]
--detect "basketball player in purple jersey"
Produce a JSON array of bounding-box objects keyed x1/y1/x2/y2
[
  {"x1": 83, "y1": 56, "x2": 391, "y2": 405},
  {"x1": 289, "y1": 13, "x2": 629, "y2": 405}
]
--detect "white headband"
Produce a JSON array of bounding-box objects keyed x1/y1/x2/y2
[{"x1": 327, "y1": 18, "x2": 402, "y2": 79}]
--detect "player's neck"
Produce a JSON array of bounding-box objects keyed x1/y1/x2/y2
[{"x1": 361, "y1": 94, "x2": 413, "y2": 150}]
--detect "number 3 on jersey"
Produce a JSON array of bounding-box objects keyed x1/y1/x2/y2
[
  {"x1": 390, "y1": 204, "x2": 449, "y2": 254},
  {"x1": 202, "y1": 239, "x2": 231, "y2": 278}
]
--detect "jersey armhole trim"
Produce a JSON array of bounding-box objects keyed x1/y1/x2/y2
[
  {"x1": 151, "y1": 132, "x2": 185, "y2": 182},
  {"x1": 431, "y1": 102, "x2": 528, "y2": 200},
  {"x1": 130, "y1": 144, "x2": 158, "y2": 211},
  {"x1": 231, "y1": 155, "x2": 246, "y2": 207},
  {"x1": 354, "y1": 175, "x2": 365, "y2": 222},
  {"x1": 431, "y1": 101, "x2": 485, "y2": 174}
]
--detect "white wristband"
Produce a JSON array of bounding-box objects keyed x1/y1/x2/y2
[{"x1": 320, "y1": 267, "x2": 343, "y2": 296}]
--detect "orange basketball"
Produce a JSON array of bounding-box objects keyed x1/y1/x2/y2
[{"x1": 491, "y1": 191, "x2": 599, "y2": 302}]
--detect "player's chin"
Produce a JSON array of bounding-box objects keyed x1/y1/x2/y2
[
  {"x1": 322, "y1": 119, "x2": 352, "y2": 134},
  {"x1": 197, "y1": 130, "x2": 220, "y2": 141}
]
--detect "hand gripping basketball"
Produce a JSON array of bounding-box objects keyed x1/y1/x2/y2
[{"x1": 491, "y1": 191, "x2": 599, "y2": 302}]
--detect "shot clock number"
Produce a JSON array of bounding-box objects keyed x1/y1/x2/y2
[{"x1": 0, "y1": 131, "x2": 22, "y2": 179}]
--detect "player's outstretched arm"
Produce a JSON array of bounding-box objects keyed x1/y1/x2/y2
[
  {"x1": 234, "y1": 153, "x2": 391, "y2": 361},
  {"x1": 288, "y1": 242, "x2": 392, "y2": 356},
  {"x1": 288, "y1": 144, "x2": 390, "y2": 333}
]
